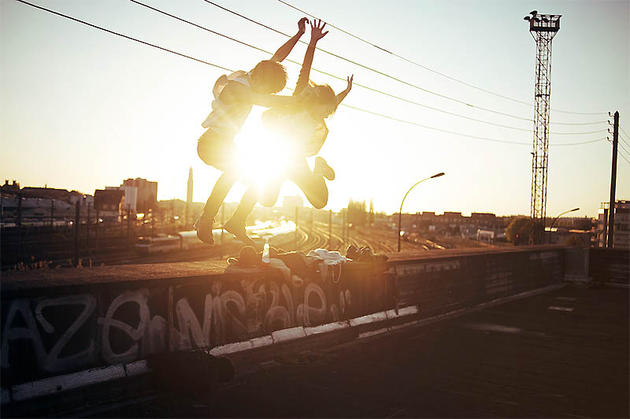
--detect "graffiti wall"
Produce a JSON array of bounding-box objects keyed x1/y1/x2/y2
[
  {"x1": 1, "y1": 262, "x2": 386, "y2": 386},
  {"x1": 2, "y1": 247, "x2": 568, "y2": 386}
]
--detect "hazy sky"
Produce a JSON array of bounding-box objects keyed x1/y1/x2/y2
[{"x1": 1, "y1": 0, "x2": 628, "y2": 217}]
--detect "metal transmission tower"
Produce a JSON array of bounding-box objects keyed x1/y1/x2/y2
[{"x1": 524, "y1": 11, "x2": 561, "y2": 238}]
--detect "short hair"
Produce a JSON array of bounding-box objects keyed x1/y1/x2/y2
[{"x1": 250, "y1": 60, "x2": 288, "y2": 94}]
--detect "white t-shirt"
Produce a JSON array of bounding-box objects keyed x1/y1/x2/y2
[{"x1": 201, "y1": 71, "x2": 253, "y2": 138}]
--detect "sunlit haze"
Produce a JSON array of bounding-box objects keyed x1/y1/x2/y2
[{"x1": 1, "y1": 0, "x2": 628, "y2": 217}]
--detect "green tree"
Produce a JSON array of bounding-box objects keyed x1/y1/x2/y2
[
  {"x1": 347, "y1": 199, "x2": 367, "y2": 227},
  {"x1": 368, "y1": 199, "x2": 375, "y2": 226}
]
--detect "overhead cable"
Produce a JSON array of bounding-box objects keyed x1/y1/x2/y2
[
  {"x1": 341, "y1": 103, "x2": 606, "y2": 147},
  {"x1": 607, "y1": 138, "x2": 630, "y2": 166},
  {"x1": 276, "y1": 0, "x2": 608, "y2": 117},
  {"x1": 14, "y1": 0, "x2": 233, "y2": 72},
  {"x1": 205, "y1": 0, "x2": 607, "y2": 126},
  {"x1": 14, "y1": 0, "x2": 608, "y2": 149},
  {"x1": 134, "y1": 0, "x2": 605, "y2": 135}
]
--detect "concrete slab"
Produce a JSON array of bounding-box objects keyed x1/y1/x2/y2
[{"x1": 2, "y1": 260, "x2": 229, "y2": 291}]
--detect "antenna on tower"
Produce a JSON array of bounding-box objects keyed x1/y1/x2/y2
[{"x1": 525, "y1": 11, "x2": 561, "y2": 243}]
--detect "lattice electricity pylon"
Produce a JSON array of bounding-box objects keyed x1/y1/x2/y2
[{"x1": 524, "y1": 11, "x2": 561, "y2": 231}]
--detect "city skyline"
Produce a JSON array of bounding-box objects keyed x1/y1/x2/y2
[{"x1": 1, "y1": 0, "x2": 628, "y2": 218}]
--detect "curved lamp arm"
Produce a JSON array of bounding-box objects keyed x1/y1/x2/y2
[{"x1": 398, "y1": 172, "x2": 445, "y2": 252}]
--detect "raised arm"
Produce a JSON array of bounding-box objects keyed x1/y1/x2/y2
[
  {"x1": 336, "y1": 75, "x2": 353, "y2": 105},
  {"x1": 295, "y1": 19, "x2": 328, "y2": 95},
  {"x1": 270, "y1": 18, "x2": 308, "y2": 62}
]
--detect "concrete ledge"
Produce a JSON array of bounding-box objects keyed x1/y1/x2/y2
[
  {"x1": 349, "y1": 311, "x2": 388, "y2": 327},
  {"x1": 386, "y1": 306, "x2": 419, "y2": 319},
  {"x1": 271, "y1": 327, "x2": 307, "y2": 343},
  {"x1": 11, "y1": 365, "x2": 126, "y2": 402},
  {"x1": 305, "y1": 321, "x2": 350, "y2": 336},
  {"x1": 124, "y1": 360, "x2": 149, "y2": 377},
  {"x1": 250, "y1": 335, "x2": 274, "y2": 349},
  {"x1": 210, "y1": 340, "x2": 254, "y2": 356}
]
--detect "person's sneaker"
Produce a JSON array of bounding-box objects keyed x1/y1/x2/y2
[
  {"x1": 195, "y1": 217, "x2": 214, "y2": 245},
  {"x1": 314, "y1": 157, "x2": 335, "y2": 181},
  {"x1": 224, "y1": 219, "x2": 256, "y2": 247}
]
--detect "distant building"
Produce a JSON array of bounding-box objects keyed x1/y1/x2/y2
[
  {"x1": 596, "y1": 200, "x2": 630, "y2": 249},
  {"x1": 122, "y1": 178, "x2": 157, "y2": 213},
  {"x1": 94, "y1": 189, "x2": 125, "y2": 222},
  {"x1": 19, "y1": 186, "x2": 84, "y2": 204},
  {"x1": 106, "y1": 185, "x2": 137, "y2": 212},
  {"x1": 471, "y1": 212, "x2": 497, "y2": 227},
  {"x1": 443, "y1": 212, "x2": 464, "y2": 224},
  {"x1": 1, "y1": 183, "x2": 95, "y2": 225},
  {"x1": 1, "y1": 180, "x2": 20, "y2": 193}
]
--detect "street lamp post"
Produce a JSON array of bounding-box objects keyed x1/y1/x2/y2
[
  {"x1": 398, "y1": 172, "x2": 445, "y2": 252},
  {"x1": 547, "y1": 207, "x2": 579, "y2": 244}
]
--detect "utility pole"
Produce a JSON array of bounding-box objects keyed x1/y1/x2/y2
[
  {"x1": 86, "y1": 202, "x2": 91, "y2": 257},
  {"x1": 524, "y1": 11, "x2": 561, "y2": 243},
  {"x1": 73, "y1": 200, "x2": 80, "y2": 266},
  {"x1": 607, "y1": 111, "x2": 619, "y2": 248},
  {"x1": 17, "y1": 193, "x2": 22, "y2": 264}
]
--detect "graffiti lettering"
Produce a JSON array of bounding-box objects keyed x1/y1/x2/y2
[
  {"x1": 34, "y1": 295, "x2": 96, "y2": 372},
  {"x1": 98, "y1": 289, "x2": 150, "y2": 365}
]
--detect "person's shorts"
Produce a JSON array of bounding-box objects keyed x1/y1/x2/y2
[{"x1": 197, "y1": 129, "x2": 238, "y2": 172}]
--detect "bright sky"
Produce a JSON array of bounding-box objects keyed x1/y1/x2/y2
[{"x1": 1, "y1": 0, "x2": 628, "y2": 217}]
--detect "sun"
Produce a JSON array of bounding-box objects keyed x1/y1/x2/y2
[{"x1": 234, "y1": 108, "x2": 296, "y2": 196}]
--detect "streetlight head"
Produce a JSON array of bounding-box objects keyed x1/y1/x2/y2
[
  {"x1": 524, "y1": 16, "x2": 531, "y2": 21},
  {"x1": 431, "y1": 172, "x2": 445, "y2": 179},
  {"x1": 530, "y1": 10, "x2": 538, "y2": 16},
  {"x1": 571, "y1": 207, "x2": 580, "y2": 212}
]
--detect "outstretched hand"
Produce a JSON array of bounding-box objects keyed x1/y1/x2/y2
[
  {"x1": 297, "y1": 17, "x2": 309, "y2": 34},
  {"x1": 309, "y1": 18, "x2": 328, "y2": 42},
  {"x1": 345, "y1": 75, "x2": 353, "y2": 91}
]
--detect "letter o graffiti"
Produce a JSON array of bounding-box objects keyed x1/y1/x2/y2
[
  {"x1": 302, "y1": 283, "x2": 327, "y2": 326},
  {"x1": 99, "y1": 289, "x2": 149, "y2": 365}
]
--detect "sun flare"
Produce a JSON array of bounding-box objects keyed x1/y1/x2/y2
[{"x1": 234, "y1": 109, "x2": 296, "y2": 194}]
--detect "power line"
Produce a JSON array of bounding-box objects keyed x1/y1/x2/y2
[
  {"x1": 616, "y1": 136, "x2": 630, "y2": 156},
  {"x1": 621, "y1": 126, "x2": 630, "y2": 139},
  {"x1": 277, "y1": 0, "x2": 608, "y2": 117},
  {"x1": 14, "y1": 0, "x2": 233, "y2": 72},
  {"x1": 14, "y1": 0, "x2": 608, "y2": 149},
  {"x1": 205, "y1": 0, "x2": 607, "y2": 127},
  {"x1": 137, "y1": 0, "x2": 520, "y2": 124},
  {"x1": 134, "y1": 0, "x2": 605, "y2": 135},
  {"x1": 341, "y1": 103, "x2": 606, "y2": 147},
  {"x1": 607, "y1": 137, "x2": 630, "y2": 166}
]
